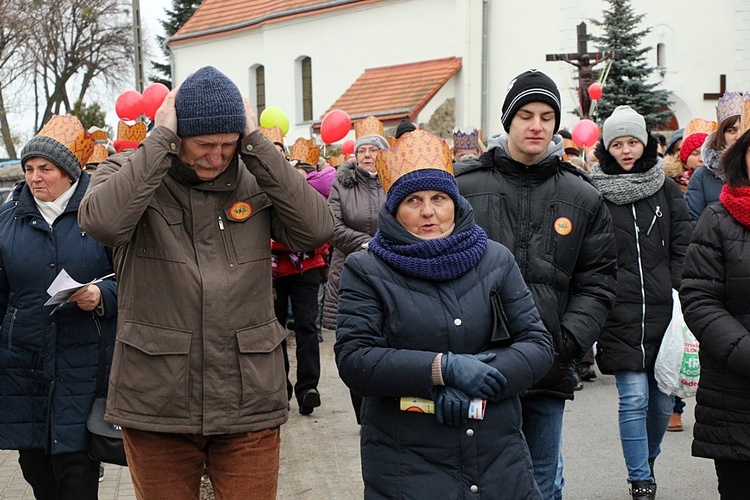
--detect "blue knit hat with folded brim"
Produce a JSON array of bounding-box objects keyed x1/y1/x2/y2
[
  {"x1": 176, "y1": 66, "x2": 246, "y2": 138},
  {"x1": 385, "y1": 169, "x2": 460, "y2": 215}
]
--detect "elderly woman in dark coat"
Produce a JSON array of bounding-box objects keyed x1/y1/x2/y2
[
  {"x1": 681, "y1": 128, "x2": 750, "y2": 499},
  {"x1": 335, "y1": 130, "x2": 554, "y2": 499},
  {"x1": 0, "y1": 116, "x2": 117, "y2": 499}
]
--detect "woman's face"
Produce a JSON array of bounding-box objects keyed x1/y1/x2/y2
[
  {"x1": 724, "y1": 121, "x2": 742, "y2": 149},
  {"x1": 24, "y1": 157, "x2": 73, "y2": 202},
  {"x1": 608, "y1": 136, "x2": 644, "y2": 171},
  {"x1": 356, "y1": 145, "x2": 380, "y2": 173},
  {"x1": 395, "y1": 190, "x2": 455, "y2": 239},
  {"x1": 685, "y1": 148, "x2": 703, "y2": 171}
]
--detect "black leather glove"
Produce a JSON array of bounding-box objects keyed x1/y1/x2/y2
[
  {"x1": 434, "y1": 386, "x2": 471, "y2": 427},
  {"x1": 441, "y1": 352, "x2": 506, "y2": 399}
]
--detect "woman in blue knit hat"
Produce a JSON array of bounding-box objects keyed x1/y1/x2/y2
[{"x1": 334, "y1": 129, "x2": 554, "y2": 499}]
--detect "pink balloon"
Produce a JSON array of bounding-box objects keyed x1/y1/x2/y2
[
  {"x1": 341, "y1": 139, "x2": 355, "y2": 156},
  {"x1": 115, "y1": 90, "x2": 143, "y2": 121},
  {"x1": 571, "y1": 119, "x2": 601, "y2": 148},
  {"x1": 588, "y1": 83, "x2": 603, "y2": 101},
  {"x1": 320, "y1": 109, "x2": 351, "y2": 145},
  {"x1": 142, "y1": 83, "x2": 170, "y2": 120}
]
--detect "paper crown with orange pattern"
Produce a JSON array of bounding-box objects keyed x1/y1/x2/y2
[
  {"x1": 742, "y1": 93, "x2": 750, "y2": 133},
  {"x1": 20, "y1": 114, "x2": 93, "y2": 182},
  {"x1": 259, "y1": 125, "x2": 285, "y2": 145},
  {"x1": 114, "y1": 120, "x2": 147, "y2": 153},
  {"x1": 86, "y1": 144, "x2": 109, "y2": 165},
  {"x1": 88, "y1": 127, "x2": 109, "y2": 144},
  {"x1": 376, "y1": 129, "x2": 454, "y2": 193},
  {"x1": 289, "y1": 138, "x2": 320, "y2": 166},
  {"x1": 684, "y1": 118, "x2": 717, "y2": 138},
  {"x1": 716, "y1": 92, "x2": 743, "y2": 125},
  {"x1": 452, "y1": 128, "x2": 479, "y2": 150},
  {"x1": 328, "y1": 154, "x2": 346, "y2": 167},
  {"x1": 354, "y1": 115, "x2": 384, "y2": 139}
]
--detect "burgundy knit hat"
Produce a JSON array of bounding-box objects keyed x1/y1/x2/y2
[{"x1": 679, "y1": 133, "x2": 708, "y2": 164}]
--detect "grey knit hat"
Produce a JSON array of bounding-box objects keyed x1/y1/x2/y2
[
  {"x1": 603, "y1": 105, "x2": 648, "y2": 149},
  {"x1": 354, "y1": 134, "x2": 389, "y2": 153},
  {"x1": 21, "y1": 136, "x2": 83, "y2": 182},
  {"x1": 501, "y1": 69, "x2": 561, "y2": 133},
  {"x1": 176, "y1": 66, "x2": 246, "y2": 138}
]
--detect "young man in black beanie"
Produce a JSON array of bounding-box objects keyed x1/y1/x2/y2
[
  {"x1": 455, "y1": 69, "x2": 617, "y2": 499},
  {"x1": 79, "y1": 66, "x2": 334, "y2": 499}
]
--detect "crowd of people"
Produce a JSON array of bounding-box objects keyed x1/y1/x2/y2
[{"x1": 0, "y1": 63, "x2": 749, "y2": 500}]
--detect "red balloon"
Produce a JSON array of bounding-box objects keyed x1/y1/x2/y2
[
  {"x1": 115, "y1": 90, "x2": 143, "y2": 121},
  {"x1": 341, "y1": 139, "x2": 355, "y2": 156},
  {"x1": 571, "y1": 119, "x2": 601, "y2": 148},
  {"x1": 587, "y1": 83, "x2": 603, "y2": 101},
  {"x1": 142, "y1": 83, "x2": 170, "y2": 120},
  {"x1": 320, "y1": 109, "x2": 351, "y2": 144}
]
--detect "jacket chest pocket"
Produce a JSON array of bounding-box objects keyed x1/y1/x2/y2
[
  {"x1": 136, "y1": 204, "x2": 188, "y2": 263},
  {"x1": 221, "y1": 197, "x2": 271, "y2": 265},
  {"x1": 543, "y1": 202, "x2": 586, "y2": 277}
]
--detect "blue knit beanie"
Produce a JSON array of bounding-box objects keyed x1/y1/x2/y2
[
  {"x1": 176, "y1": 66, "x2": 246, "y2": 138},
  {"x1": 385, "y1": 169, "x2": 460, "y2": 215}
]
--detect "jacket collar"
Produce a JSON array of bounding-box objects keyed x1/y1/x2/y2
[{"x1": 336, "y1": 160, "x2": 378, "y2": 188}]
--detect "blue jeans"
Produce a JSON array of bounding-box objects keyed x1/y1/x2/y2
[
  {"x1": 614, "y1": 370, "x2": 674, "y2": 483},
  {"x1": 522, "y1": 396, "x2": 566, "y2": 500}
]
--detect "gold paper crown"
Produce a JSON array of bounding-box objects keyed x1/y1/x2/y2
[
  {"x1": 563, "y1": 138, "x2": 580, "y2": 153},
  {"x1": 87, "y1": 144, "x2": 109, "y2": 165},
  {"x1": 716, "y1": 92, "x2": 743, "y2": 125},
  {"x1": 386, "y1": 136, "x2": 398, "y2": 147},
  {"x1": 375, "y1": 129, "x2": 454, "y2": 193},
  {"x1": 328, "y1": 154, "x2": 346, "y2": 167},
  {"x1": 289, "y1": 138, "x2": 320, "y2": 166},
  {"x1": 116, "y1": 120, "x2": 147, "y2": 143},
  {"x1": 355, "y1": 116, "x2": 384, "y2": 139},
  {"x1": 742, "y1": 92, "x2": 750, "y2": 133},
  {"x1": 260, "y1": 126, "x2": 284, "y2": 145},
  {"x1": 452, "y1": 128, "x2": 479, "y2": 150},
  {"x1": 684, "y1": 118, "x2": 718, "y2": 138},
  {"x1": 88, "y1": 127, "x2": 108, "y2": 144},
  {"x1": 38, "y1": 115, "x2": 94, "y2": 167}
]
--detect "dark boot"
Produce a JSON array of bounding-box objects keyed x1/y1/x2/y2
[
  {"x1": 630, "y1": 480, "x2": 654, "y2": 500},
  {"x1": 648, "y1": 458, "x2": 657, "y2": 498}
]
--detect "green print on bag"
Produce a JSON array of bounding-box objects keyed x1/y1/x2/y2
[{"x1": 680, "y1": 330, "x2": 700, "y2": 386}]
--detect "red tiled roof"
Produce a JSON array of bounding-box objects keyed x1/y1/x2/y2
[
  {"x1": 171, "y1": 0, "x2": 384, "y2": 44},
  {"x1": 314, "y1": 57, "x2": 462, "y2": 130}
]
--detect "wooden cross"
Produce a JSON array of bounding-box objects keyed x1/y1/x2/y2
[
  {"x1": 546, "y1": 22, "x2": 610, "y2": 119},
  {"x1": 703, "y1": 74, "x2": 726, "y2": 100}
]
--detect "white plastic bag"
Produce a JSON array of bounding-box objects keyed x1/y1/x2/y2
[{"x1": 655, "y1": 290, "x2": 700, "y2": 398}]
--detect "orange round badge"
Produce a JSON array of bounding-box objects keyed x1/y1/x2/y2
[
  {"x1": 554, "y1": 217, "x2": 572, "y2": 236},
  {"x1": 228, "y1": 201, "x2": 252, "y2": 221}
]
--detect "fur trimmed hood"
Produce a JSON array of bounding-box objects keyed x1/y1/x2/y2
[{"x1": 662, "y1": 154, "x2": 686, "y2": 180}]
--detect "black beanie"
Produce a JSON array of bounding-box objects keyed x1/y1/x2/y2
[
  {"x1": 176, "y1": 66, "x2": 246, "y2": 138},
  {"x1": 394, "y1": 119, "x2": 417, "y2": 139},
  {"x1": 501, "y1": 69, "x2": 561, "y2": 133}
]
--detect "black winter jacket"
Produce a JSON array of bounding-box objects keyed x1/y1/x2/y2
[
  {"x1": 455, "y1": 136, "x2": 617, "y2": 399},
  {"x1": 335, "y1": 197, "x2": 553, "y2": 499},
  {"x1": 591, "y1": 138, "x2": 692, "y2": 373},
  {"x1": 680, "y1": 203, "x2": 750, "y2": 461}
]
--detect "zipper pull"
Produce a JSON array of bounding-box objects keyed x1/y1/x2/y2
[
  {"x1": 646, "y1": 215, "x2": 657, "y2": 236},
  {"x1": 655, "y1": 206, "x2": 662, "y2": 217},
  {"x1": 218, "y1": 215, "x2": 225, "y2": 231}
]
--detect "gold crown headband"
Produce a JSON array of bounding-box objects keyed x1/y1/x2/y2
[
  {"x1": 38, "y1": 115, "x2": 94, "y2": 167},
  {"x1": 260, "y1": 126, "x2": 284, "y2": 145},
  {"x1": 355, "y1": 116, "x2": 384, "y2": 139},
  {"x1": 716, "y1": 92, "x2": 743, "y2": 125},
  {"x1": 742, "y1": 93, "x2": 750, "y2": 133},
  {"x1": 289, "y1": 137, "x2": 320, "y2": 166},
  {"x1": 453, "y1": 128, "x2": 479, "y2": 150},
  {"x1": 375, "y1": 129, "x2": 453, "y2": 193},
  {"x1": 684, "y1": 118, "x2": 717, "y2": 138}
]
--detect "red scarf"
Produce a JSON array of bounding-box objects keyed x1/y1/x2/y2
[{"x1": 720, "y1": 184, "x2": 750, "y2": 228}]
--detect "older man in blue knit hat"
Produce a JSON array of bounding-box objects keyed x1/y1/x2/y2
[{"x1": 79, "y1": 66, "x2": 334, "y2": 498}]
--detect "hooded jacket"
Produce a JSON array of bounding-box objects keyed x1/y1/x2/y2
[
  {"x1": 322, "y1": 161, "x2": 385, "y2": 330},
  {"x1": 685, "y1": 137, "x2": 724, "y2": 226},
  {"x1": 78, "y1": 127, "x2": 333, "y2": 435},
  {"x1": 335, "y1": 196, "x2": 553, "y2": 499},
  {"x1": 591, "y1": 135, "x2": 692, "y2": 373},
  {"x1": 0, "y1": 174, "x2": 117, "y2": 453},
  {"x1": 455, "y1": 134, "x2": 617, "y2": 399}
]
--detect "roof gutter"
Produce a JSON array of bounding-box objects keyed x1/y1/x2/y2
[{"x1": 169, "y1": 0, "x2": 368, "y2": 44}]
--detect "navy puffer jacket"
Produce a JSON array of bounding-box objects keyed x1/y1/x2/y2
[
  {"x1": 335, "y1": 197, "x2": 553, "y2": 499},
  {"x1": 0, "y1": 174, "x2": 117, "y2": 454}
]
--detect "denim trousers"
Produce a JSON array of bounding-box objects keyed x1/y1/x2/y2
[
  {"x1": 614, "y1": 370, "x2": 673, "y2": 483},
  {"x1": 274, "y1": 268, "x2": 321, "y2": 405},
  {"x1": 17, "y1": 449, "x2": 99, "y2": 500},
  {"x1": 123, "y1": 427, "x2": 280, "y2": 500},
  {"x1": 521, "y1": 395, "x2": 566, "y2": 500}
]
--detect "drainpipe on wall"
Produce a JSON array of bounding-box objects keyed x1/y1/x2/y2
[{"x1": 481, "y1": 0, "x2": 489, "y2": 135}]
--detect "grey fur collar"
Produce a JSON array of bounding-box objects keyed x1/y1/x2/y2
[{"x1": 336, "y1": 161, "x2": 377, "y2": 188}]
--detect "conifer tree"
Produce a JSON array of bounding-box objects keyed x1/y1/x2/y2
[
  {"x1": 150, "y1": 0, "x2": 202, "y2": 88},
  {"x1": 590, "y1": 0, "x2": 672, "y2": 129}
]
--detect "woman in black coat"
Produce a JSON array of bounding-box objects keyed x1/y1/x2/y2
[
  {"x1": 589, "y1": 106, "x2": 691, "y2": 499},
  {"x1": 0, "y1": 116, "x2": 117, "y2": 500},
  {"x1": 680, "y1": 128, "x2": 750, "y2": 499},
  {"x1": 335, "y1": 130, "x2": 554, "y2": 499}
]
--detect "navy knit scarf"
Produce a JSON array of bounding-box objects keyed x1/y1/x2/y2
[{"x1": 368, "y1": 224, "x2": 487, "y2": 282}]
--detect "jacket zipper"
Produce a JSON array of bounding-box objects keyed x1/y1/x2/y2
[
  {"x1": 218, "y1": 215, "x2": 234, "y2": 267},
  {"x1": 631, "y1": 204, "x2": 647, "y2": 368},
  {"x1": 8, "y1": 307, "x2": 16, "y2": 348}
]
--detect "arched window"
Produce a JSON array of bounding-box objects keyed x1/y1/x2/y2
[
  {"x1": 300, "y1": 57, "x2": 313, "y2": 122},
  {"x1": 656, "y1": 43, "x2": 667, "y2": 77},
  {"x1": 256, "y1": 65, "x2": 266, "y2": 116}
]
